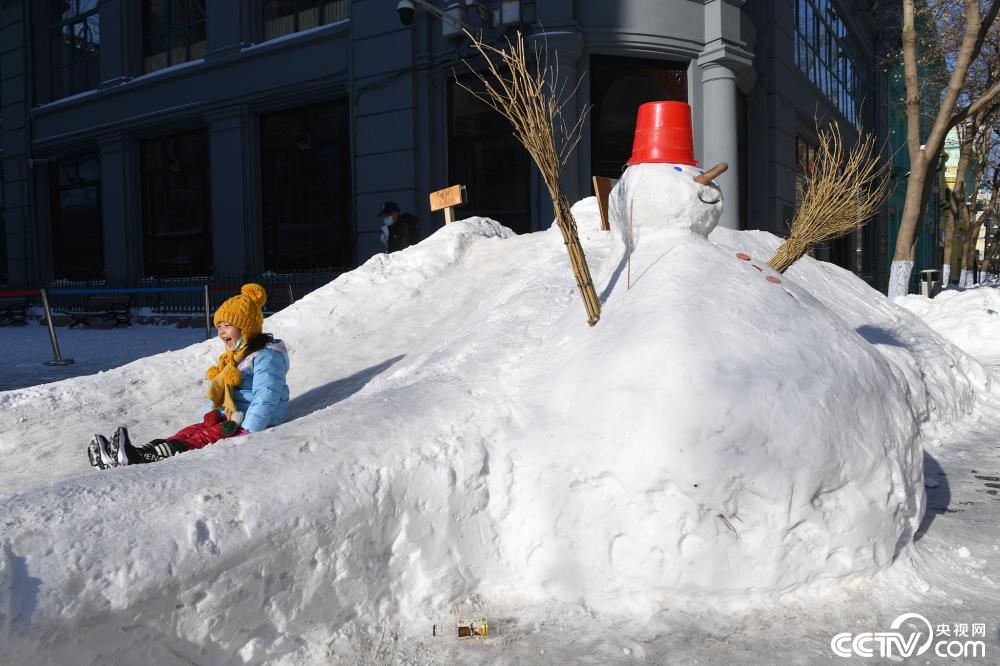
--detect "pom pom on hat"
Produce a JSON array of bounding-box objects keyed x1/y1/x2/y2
[{"x1": 241, "y1": 283, "x2": 267, "y2": 308}]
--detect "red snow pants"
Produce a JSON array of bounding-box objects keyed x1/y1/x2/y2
[{"x1": 167, "y1": 411, "x2": 246, "y2": 450}]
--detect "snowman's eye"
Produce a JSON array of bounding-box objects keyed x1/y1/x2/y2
[{"x1": 673, "y1": 166, "x2": 682, "y2": 172}]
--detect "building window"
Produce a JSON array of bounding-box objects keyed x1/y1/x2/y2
[
  {"x1": 449, "y1": 78, "x2": 532, "y2": 234},
  {"x1": 262, "y1": 0, "x2": 350, "y2": 41},
  {"x1": 50, "y1": 153, "x2": 104, "y2": 280},
  {"x1": 796, "y1": 135, "x2": 820, "y2": 212},
  {"x1": 142, "y1": 0, "x2": 206, "y2": 73},
  {"x1": 141, "y1": 131, "x2": 212, "y2": 277},
  {"x1": 794, "y1": 0, "x2": 867, "y2": 127},
  {"x1": 797, "y1": 135, "x2": 854, "y2": 268},
  {"x1": 260, "y1": 101, "x2": 353, "y2": 271},
  {"x1": 49, "y1": 0, "x2": 101, "y2": 100},
  {"x1": 589, "y1": 55, "x2": 688, "y2": 178}
]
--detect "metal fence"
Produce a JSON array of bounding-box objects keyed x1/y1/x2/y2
[{"x1": 0, "y1": 271, "x2": 340, "y2": 317}]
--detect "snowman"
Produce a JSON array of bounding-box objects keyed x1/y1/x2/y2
[{"x1": 607, "y1": 101, "x2": 728, "y2": 246}]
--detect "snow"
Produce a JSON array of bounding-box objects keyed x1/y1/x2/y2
[
  {"x1": 1, "y1": 183, "x2": 1000, "y2": 663},
  {"x1": 897, "y1": 286, "x2": 1000, "y2": 364},
  {"x1": 0, "y1": 323, "x2": 205, "y2": 392}
]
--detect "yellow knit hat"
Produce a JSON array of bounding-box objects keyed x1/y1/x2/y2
[{"x1": 213, "y1": 283, "x2": 267, "y2": 341}]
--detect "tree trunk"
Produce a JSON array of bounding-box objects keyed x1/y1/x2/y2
[
  {"x1": 941, "y1": 209, "x2": 955, "y2": 286},
  {"x1": 887, "y1": 0, "x2": 998, "y2": 298},
  {"x1": 963, "y1": 167, "x2": 1000, "y2": 284},
  {"x1": 889, "y1": 161, "x2": 934, "y2": 298},
  {"x1": 983, "y1": 236, "x2": 1000, "y2": 277},
  {"x1": 960, "y1": 208, "x2": 981, "y2": 287}
]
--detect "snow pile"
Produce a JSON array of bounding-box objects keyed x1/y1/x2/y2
[
  {"x1": 896, "y1": 287, "x2": 1000, "y2": 362},
  {"x1": 0, "y1": 175, "x2": 994, "y2": 664},
  {"x1": 710, "y1": 232, "x2": 995, "y2": 427}
]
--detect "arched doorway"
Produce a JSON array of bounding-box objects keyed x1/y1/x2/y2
[{"x1": 590, "y1": 55, "x2": 688, "y2": 179}]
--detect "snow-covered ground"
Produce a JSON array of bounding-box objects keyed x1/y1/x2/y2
[
  {"x1": 0, "y1": 323, "x2": 206, "y2": 392},
  {"x1": 897, "y1": 287, "x2": 1000, "y2": 367},
  {"x1": 1, "y1": 195, "x2": 999, "y2": 665}
]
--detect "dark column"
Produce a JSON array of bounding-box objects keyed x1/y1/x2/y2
[
  {"x1": 99, "y1": 132, "x2": 142, "y2": 281},
  {"x1": 206, "y1": 0, "x2": 248, "y2": 59},
  {"x1": 350, "y1": 0, "x2": 418, "y2": 263},
  {"x1": 1, "y1": 3, "x2": 34, "y2": 284},
  {"x1": 700, "y1": 0, "x2": 755, "y2": 230},
  {"x1": 207, "y1": 109, "x2": 250, "y2": 276},
  {"x1": 98, "y1": 0, "x2": 137, "y2": 86}
]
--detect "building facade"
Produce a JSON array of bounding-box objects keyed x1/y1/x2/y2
[{"x1": 0, "y1": 0, "x2": 887, "y2": 289}]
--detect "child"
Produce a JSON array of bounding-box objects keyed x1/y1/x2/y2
[{"x1": 88, "y1": 283, "x2": 290, "y2": 469}]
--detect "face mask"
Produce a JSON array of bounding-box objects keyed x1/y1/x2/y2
[{"x1": 383, "y1": 216, "x2": 395, "y2": 226}]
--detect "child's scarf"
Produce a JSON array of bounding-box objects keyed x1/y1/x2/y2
[{"x1": 205, "y1": 340, "x2": 249, "y2": 420}]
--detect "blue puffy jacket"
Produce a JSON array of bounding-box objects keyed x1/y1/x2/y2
[{"x1": 207, "y1": 338, "x2": 290, "y2": 432}]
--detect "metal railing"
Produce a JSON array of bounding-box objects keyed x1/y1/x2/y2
[
  {"x1": 0, "y1": 270, "x2": 340, "y2": 366},
  {"x1": 1, "y1": 271, "x2": 339, "y2": 316}
]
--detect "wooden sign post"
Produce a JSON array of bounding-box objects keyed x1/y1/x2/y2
[
  {"x1": 592, "y1": 176, "x2": 617, "y2": 231},
  {"x1": 430, "y1": 184, "x2": 467, "y2": 224}
]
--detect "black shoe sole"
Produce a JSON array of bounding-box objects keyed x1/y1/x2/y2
[{"x1": 87, "y1": 435, "x2": 115, "y2": 470}]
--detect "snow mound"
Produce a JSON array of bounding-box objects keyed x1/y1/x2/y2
[
  {"x1": 708, "y1": 231, "x2": 995, "y2": 428},
  {"x1": 0, "y1": 194, "x2": 993, "y2": 664},
  {"x1": 896, "y1": 286, "x2": 1000, "y2": 362}
]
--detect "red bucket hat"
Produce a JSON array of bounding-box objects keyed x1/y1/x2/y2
[{"x1": 627, "y1": 101, "x2": 699, "y2": 166}]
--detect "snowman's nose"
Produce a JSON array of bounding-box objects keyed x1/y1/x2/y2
[{"x1": 694, "y1": 162, "x2": 728, "y2": 185}]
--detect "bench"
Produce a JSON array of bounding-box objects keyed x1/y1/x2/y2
[
  {"x1": 69, "y1": 294, "x2": 132, "y2": 328},
  {"x1": 0, "y1": 297, "x2": 28, "y2": 325}
]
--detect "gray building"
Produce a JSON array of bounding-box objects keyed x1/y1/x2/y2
[{"x1": 0, "y1": 0, "x2": 887, "y2": 288}]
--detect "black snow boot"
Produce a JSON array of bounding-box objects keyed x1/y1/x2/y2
[
  {"x1": 87, "y1": 434, "x2": 116, "y2": 470},
  {"x1": 107, "y1": 426, "x2": 156, "y2": 466},
  {"x1": 145, "y1": 439, "x2": 187, "y2": 459},
  {"x1": 109, "y1": 427, "x2": 186, "y2": 465}
]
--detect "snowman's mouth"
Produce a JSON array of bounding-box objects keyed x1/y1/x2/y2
[{"x1": 698, "y1": 190, "x2": 722, "y2": 205}]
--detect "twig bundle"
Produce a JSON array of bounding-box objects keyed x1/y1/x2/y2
[
  {"x1": 768, "y1": 124, "x2": 889, "y2": 274},
  {"x1": 459, "y1": 31, "x2": 601, "y2": 326}
]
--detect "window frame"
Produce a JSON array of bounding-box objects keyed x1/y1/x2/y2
[
  {"x1": 140, "y1": 130, "x2": 214, "y2": 277},
  {"x1": 49, "y1": 151, "x2": 105, "y2": 280},
  {"x1": 447, "y1": 74, "x2": 533, "y2": 234},
  {"x1": 259, "y1": 100, "x2": 354, "y2": 272},
  {"x1": 48, "y1": 0, "x2": 101, "y2": 100},
  {"x1": 795, "y1": 135, "x2": 819, "y2": 214},
  {"x1": 794, "y1": 0, "x2": 868, "y2": 128},
  {"x1": 260, "y1": 0, "x2": 351, "y2": 43},
  {"x1": 141, "y1": 0, "x2": 207, "y2": 74}
]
